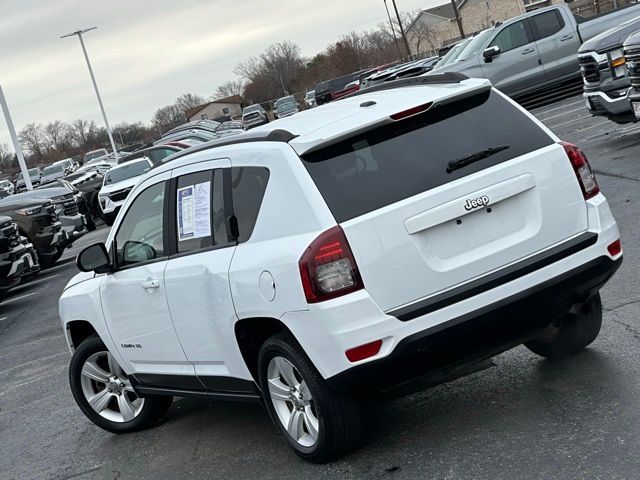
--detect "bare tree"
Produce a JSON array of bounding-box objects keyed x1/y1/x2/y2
[
  {"x1": 214, "y1": 80, "x2": 245, "y2": 99},
  {"x1": 19, "y1": 123, "x2": 48, "y2": 161},
  {"x1": 0, "y1": 143, "x2": 15, "y2": 168},
  {"x1": 175, "y1": 93, "x2": 206, "y2": 112},
  {"x1": 70, "y1": 119, "x2": 98, "y2": 147},
  {"x1": 44, "y1": 121, "x2": 72, "y2": 152},
  {"x1": 407, "y1": 20, "x2": 440, "y2": 55},
  {"x1": 153, "y1": 104, "x2": 186, "y2": 133}
]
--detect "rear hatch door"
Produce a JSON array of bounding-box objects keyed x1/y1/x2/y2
[{"x1": 301, "y1": 90, "x2": 588, "y2": 314}]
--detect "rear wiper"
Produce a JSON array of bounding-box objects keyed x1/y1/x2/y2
[{"x1": 446, "y1": 146, "x2": 510, "y2": 174}]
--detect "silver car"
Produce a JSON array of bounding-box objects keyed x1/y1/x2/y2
[{"x1": 242, "y1": 104, "x2": 269, "y2": 130}]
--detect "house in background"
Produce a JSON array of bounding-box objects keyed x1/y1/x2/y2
[{"x1": 185, "y1": 94, "x2": 243, "y2": 122}]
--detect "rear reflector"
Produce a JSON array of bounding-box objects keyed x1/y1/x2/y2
[
  {"x1": 346, "y1": 340, "x2": 383, "y2": 363},
  {"x1": 560, "y1": 142, "x2": 600, "y2": 200},
  {"x1": 299, "y1": 226, "x2": 364, "y2": 303},
  {"x1": 390, "y1": 102, "x2": 432, "y2": 120},
  {"x1": 607, "y1": 239, "x2": 622, "y2": 257}
]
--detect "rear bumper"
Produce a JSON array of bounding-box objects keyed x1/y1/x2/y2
[
  {"x1": 327, "y1": 255, "x2": 621, "y2": 396},
  {"x1": 281, "y1": 194, "x2": 621, "y2": 387}
]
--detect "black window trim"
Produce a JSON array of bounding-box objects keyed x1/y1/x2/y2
[
  {"x1": 528, "y1": 10, "x2": 565, "y2": 41},
  {"x1": 111, "y1": 180, "x2": 171, "y2": 272},
  {"x1": 166, "y1": 167, "x2": 237, "y2": 259}
]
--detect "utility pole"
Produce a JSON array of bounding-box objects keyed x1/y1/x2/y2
[
  {"x1": 391, "y1": 0, "x2": 411, "y2": 58},
  {"x1": 451, "y1": 0, "x2": 466, "y2": 39},
  {"x1": 0, "y1": 85, "x2": 33, "y2": 190},
  {"x1": 384, "y1": 0, "x2": 403, "y2": 59},
  {"x1": 61, "y1": 27, "x2": 119, "y2": 160}
]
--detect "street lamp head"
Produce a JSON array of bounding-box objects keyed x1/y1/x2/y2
[{"x1": 60, "y1": 27, "x2": 97, "y2": 39}]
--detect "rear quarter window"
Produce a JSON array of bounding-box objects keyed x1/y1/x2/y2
[{"x1": 302, "y1": 90, "x2": 553, "y2": 223}]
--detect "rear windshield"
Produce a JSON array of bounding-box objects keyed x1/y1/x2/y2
[{"x1": 302, "y1": 90, "x2": 553, "y2": 223}]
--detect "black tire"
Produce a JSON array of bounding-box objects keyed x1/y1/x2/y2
[
  {"x1": 69, "y1": 335, "x2": 173, "y2": 434},
  {"x1": 258, "y1": 333, "x2": 361, "y2": 462},
  {"x1": 525, "y1": 293, "x2": 603, "y2": 359},
  {"x1": 103, "y1": 214, "x2": 115, "y2": 227},
  {"x1": 85, "y1": 212, "x2": 96, "y2": 231}
]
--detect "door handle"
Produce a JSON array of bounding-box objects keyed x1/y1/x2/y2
[
  {"x1": 141, "y1": 279, "x2": 160, "y2": 290},
  {"x1": 560, "y1": 35, "x2": 574, "y2": 42},
  {"x1": 521, "y1": 48, "x2": 535, "y2": 55}
]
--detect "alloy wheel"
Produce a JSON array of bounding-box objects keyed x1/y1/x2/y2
[
  {"x1": 267, "y1": 356, "x2": 319, "y2": 447},
  {"x1": 79, "y1": 351, "x2": 144, "y2": 423}
]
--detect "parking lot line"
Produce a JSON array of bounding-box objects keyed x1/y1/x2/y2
[
  {"x1": 548, "y1": 114, "x2": 601, "y2": 129},
  {"x1": 2, "y1": 291, "x2": 40, "y2": 304},
  {"x1": 537, "y1": 106, "x2": 587, "y2": 122},
  {"x1": 531, "y1": 98, "x2": 583, "y2": 115},
  {"x1": 17, "y1": 274, "x2": 60, "y2": 289}
]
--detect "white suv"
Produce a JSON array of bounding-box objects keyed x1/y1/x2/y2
[{"x1": 61, "y1": 75, "x2": 622, "y2": 462}]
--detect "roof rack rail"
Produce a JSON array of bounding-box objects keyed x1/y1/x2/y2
[
  {"x1": 344, "y1": 73, "x2": 470, "y2": 99},
  {"x1": 156, "y1": 129, "x2": 297, "y2": 166}
]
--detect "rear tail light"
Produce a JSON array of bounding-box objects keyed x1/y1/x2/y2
[
  {"x1": 560, "y1": 142, "x2": 600, "y2": 200},
  {"x1": 607, "y1": 239, "x2": 622, "y2": 257},
  {"x1": 345, "y1": 340, "x2": 383, "y2": 363},
  {"x1": 299, "y1": 226, "x2": 364, "y2": 303}
]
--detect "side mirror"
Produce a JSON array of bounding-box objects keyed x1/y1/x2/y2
[
  {"x1": 77, "y1": 243, "x2": 111, "y2": 273},
  {"x1": 123, "y1": 240, "x2": 157, "y2": 264},
  {"x1": 483, "y1": 46, "x2": 501, "y2": 63}
]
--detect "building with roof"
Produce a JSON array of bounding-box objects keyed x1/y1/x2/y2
[{"x1": 185, "y1": 95, "x2": 244, "y2": 122}]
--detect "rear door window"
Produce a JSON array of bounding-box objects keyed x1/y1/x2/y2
[
  {"x1": 229, "y1": 167, "x2": 270, "y2": 243},
  {"x1": 530, "y1": 11, "x2": 564, "y2": 40},
  {"x1": 302, "y1": 90, "x2": 553, "y2": 223}
]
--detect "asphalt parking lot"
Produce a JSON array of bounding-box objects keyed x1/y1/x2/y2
[{"x1": 2, "y1": 95, "x2": 640, "y2": 480}]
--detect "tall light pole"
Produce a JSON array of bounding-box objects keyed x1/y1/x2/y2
[
  {"x1": 383, "y1": 0, "x2": 403, "y2": 59},
  {"x1": 61, "y1": 27, "x2": 119, "y2": 160},
  {"x1": 391, "y1": 0, "x2": 411, "y2": 58},
  {"x1": 0, "y1": 85, "x2": 32, "y2": 190}
]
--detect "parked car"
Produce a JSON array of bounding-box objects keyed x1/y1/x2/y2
[
  {"x1": 0, "y1": 216, "x2": 40, "y2": 301},
  {"x1": 314, "y1": 71, "x2": 361, "y2": 105},
  {"x1": 37, "y1": 179, "x2": 96, "y2": 232},
  {"x1": 304, "y1": 90, "x2": 317, "y2": 108},
  {"x1": 83, "y1": 148, "x2": 109, "y2": 165},
  {"x1": 577, "y1": 17, "x2": 640, "y2": 124},
  {"x1": 40, "y1": 163, "x2": 68, "y2": 186},
  {"x1": 54, "y1": 158, "x2": 78, "y2": 174},
  {"x1": 429, "y1": 4, "x2": 640, "y2": 98},
  {"x1": 242, "y1": 104, "x2": 269, "y2": 129},
  {"x1": 0, "y1": 179, "x2": 15, "y2": 195},
  {"x1": 386, "y1": 56, "x2": 441, "y2": 82},
  {"x1": 98, "y1": 158, "x2": 152, "y2": 225},
  {"x1": 16, "y1": 168, "x2": 42, "y2": 192},
  {"x1": 64, "y1": 166, "x2": 110, "y2": 225},
  {"x1": 625, "y1": 30, "x2": 640, "y2": 121},
  {"x1": 0, "y1": 194, "x2": 65, "y2": 268},
  {"x1": 215, "y1": 121, "x2": 245, "y2": 136},
  {"x1": 117, "y1": 145, "x2": 183, "y2": 165},
  {"x1": 62, "y1": 75, "x2": 621, "y2": 462},
  {"x1": 153, "y1": 129, "x2": 218, "y2": 146},
  {"x1": 274, "y1": 95, "x2": 299, "y2": 119}
]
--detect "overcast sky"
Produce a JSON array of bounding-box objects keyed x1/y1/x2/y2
[{"x1": 0, "y1": 0, "x2": 445, "y2": 150}]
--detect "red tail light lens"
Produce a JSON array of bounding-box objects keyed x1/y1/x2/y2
[
  {"x1": 299, "y1": 226, "x2": 364, "y2": 303},
  {"x1": 560, "y1": 142, "x2": 600, "y2": 200},
  {"x1": 346, "y1": 340, "x2": 383, "y2": 363},
  {"x1": 607, "y1": 239, "x2": 622, "y2": 257},
  {"x1": 390, "y1": 102, "x2": 433, "y2": 120}
]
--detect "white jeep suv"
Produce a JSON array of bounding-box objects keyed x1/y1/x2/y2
[{"x1": 60, "y1": 75, "x2": 622, "y2": 462}]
